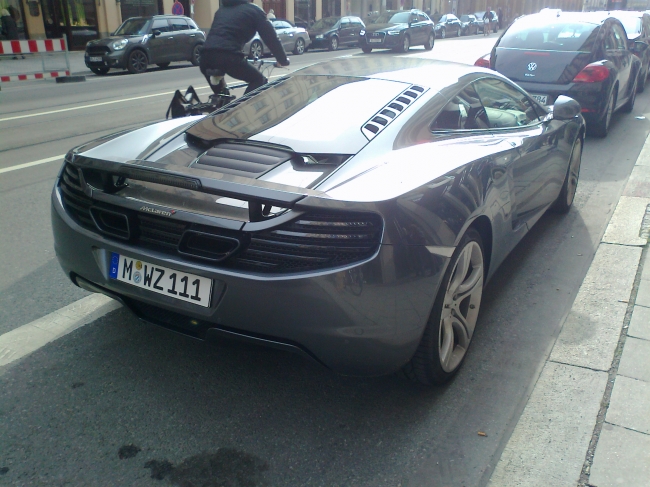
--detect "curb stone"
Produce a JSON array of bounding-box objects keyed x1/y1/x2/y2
[{"x1": 488, "y1": 133, "x2": 650, "y2": 487}]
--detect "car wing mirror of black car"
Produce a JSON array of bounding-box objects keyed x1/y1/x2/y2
[
  {"x1": 634, "y1": 40, "x2": 648, "y2": 51},
  {"x1": 152, "y1": 29, "x2": 161, "y2": 37},
  {"x1": 553, "y1": 95, "x2": 581, "y2": 120}
]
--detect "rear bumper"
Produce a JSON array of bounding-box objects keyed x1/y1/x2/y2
[
  {"x1": 52, "y1": 183, "x2": 448, "y2": 377},
  {"x1": 514, "y1": 79, "x2": 609, "y2": 121}
]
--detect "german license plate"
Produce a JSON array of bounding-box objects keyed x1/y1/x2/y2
[
  {"x1": 369, "y1": 38, "x2": 382, "y2": 43},
  {"x1": 89, "y1": 56, "x2": 103, "y2": 62},
  {"x1": 109, "y1": 252, "x2": 213, "y2": 307},
  {"x1": 531, "y1": 94, "x2": 548, "y2": 105}
]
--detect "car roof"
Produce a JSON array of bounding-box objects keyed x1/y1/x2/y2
[
  {"x1": 294, "y1": 57, "x2": 498, "y2": 91},
  {"x1": 523, "y1": 11, "x2": 615, "y2": 25}
]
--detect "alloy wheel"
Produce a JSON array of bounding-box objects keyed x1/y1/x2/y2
[
  {"x1": 438, "y1": 240, "x2": 483, "y2": 373},
  {"x1": 294, "y1": 38, "x2": 305, "y2": 55},
  {"x1": 402, "y1": 35, "x2": 410, "y2": 52},
  {"x1": 191, "y1": 45, "x2": 201, "y2": 66},
  {"x1": 330, "y1": 36, "x2": 338, "y2": 51},
  {"x1": 441, "y1": 29, "x2": 446, "y2": 39},
  {"x1": 565, "y1": 138, "x2": 582, "y2": 208},
  {"x1": 250, "y1": 41, "x2": 263, "y2": 59},
  {"x1": 128, "y1": 50, "x2": 148, "y2": 74}
]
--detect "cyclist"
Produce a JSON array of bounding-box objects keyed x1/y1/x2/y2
[{"x1": 200, "y1": 0, "x2": 290, "y2": 95}]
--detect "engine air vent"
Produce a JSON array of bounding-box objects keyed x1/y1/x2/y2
[{"x1": 361, "y1": 85, "x2": 428, "y2": 140}]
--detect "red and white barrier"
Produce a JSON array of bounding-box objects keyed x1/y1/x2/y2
[
  {"x1": 1, "y1": 71, "x2": 70, "y2": 82},
  {"x1": 0, "y1": 39, "x2": 67, "y2": 55},
  {"x1": 0, "y1": 38, "x2": 71, "y2": 83}
]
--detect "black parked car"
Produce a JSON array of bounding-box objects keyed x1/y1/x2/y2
[
  {"x1": 611, "y1": 10, "x2": 650, "y2": 92},
  {"x1": 308, "y1": 16, "x2": 365, "y2": 51},
  {"x1": 486, "y1": 11, "x2": 641, "y2": 137},
  {"x1": 85, "y1": 15, "x2": 205, "y2": 75},
  {"x1": 434, "y1": 14, "x2": 462, "y2": 38},
  {"x1": 460, "y1": 14, "x2": 480, "y2": 36},
  {"x1": 360, "y1": 10, "x2": 434, "y2": 53}
]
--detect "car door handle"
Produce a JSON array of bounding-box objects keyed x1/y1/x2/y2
[
  {"x1": 189, "y1": 34, "x2": 196, "y2": 37},
  {"x1": 168, "y1": 37, "x2": 174, "y2": 40}
]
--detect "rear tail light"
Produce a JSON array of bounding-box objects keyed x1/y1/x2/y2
[
  {"x1": 475, "y1": 53, "x2": 491, "y2": 68},
  {"x1": 572, "y1": 63, "x2": 610, "y2": 83}
]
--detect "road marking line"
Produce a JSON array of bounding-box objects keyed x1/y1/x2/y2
[
  {"x1": 0, "y1": 73, "x2": 285, "y2": 123},
  {"x1": 0, "y1": 294, "x2": 121, "y2": 369},
  {"x1": 0, "y1": 154, "x2": 65, "y2": 174}
]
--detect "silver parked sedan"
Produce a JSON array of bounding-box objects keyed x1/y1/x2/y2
[
  {"x1": 243, "y1": 19, "x2": 310, "y2": 58},
  {"x1": 52, "y1": 57, "x2": 585, "y2": 385}
]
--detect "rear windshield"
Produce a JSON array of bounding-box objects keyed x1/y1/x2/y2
[
  {"x1": 615, "y1": 16, "x2": 641, "y2": 35},
  {"x1": 114, "y1": 18, "x2": 150, "y2": 36},
  {"x1": 460, "y1": 15, "x2": 472, "y2": 21},
  {"x1": 311, "y1": 17, "x2": 339, "y2": 29},
  {"x1": 499, "y1": 18, "x2": 599, "y2": 52},
  {"x1": 373, "y1": 12, "x2": 411, "y2": 24}
]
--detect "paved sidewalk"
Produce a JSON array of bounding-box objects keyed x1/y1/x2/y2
[{"x1": 489, "y1": 136, "x2": 650, "y2": 486}]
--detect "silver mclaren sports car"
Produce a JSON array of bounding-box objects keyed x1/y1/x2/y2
[{"x1": 52, "y1": 57, "x2": 585, "y2": 385}]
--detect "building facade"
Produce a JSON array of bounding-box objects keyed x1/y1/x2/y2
[{"x1": 3, "y1": 0, "x2": 611, "y2": 49}]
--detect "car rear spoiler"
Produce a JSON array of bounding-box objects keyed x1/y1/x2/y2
[{"x1": 70, "y1": 155, "x2": 329, "y2": 222}]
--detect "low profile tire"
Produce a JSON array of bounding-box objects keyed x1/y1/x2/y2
[
  {"x1": 404, "y1": 228, "x2": 485, "y2": 385},
  {"x1": 589, "y1": 89, "x2": 615, "y2": 138},
  {"x1": 362, "y1": 46, "x2": 373, "y2": 53},
  {"x1": 127, "y1": 49, "x2": 148, "y2": 74},
  {"x1": 293, "y1": 38, "x2": 305, "y2": 55},
  {"x1": 440, "y1": 29, "x2": 446, "y2": 39},
  {"x1": 249, "y1": 40, "x2": 263, "y2": 59},
  {"x1": 424, "y1": 33, "x2": 434, "y2": 50},
  {"x1": 329, "y1": 36, "x2": 339, "y2": 51},
  {"x1": 191, "y1": 44, "x2": 202, "y2": 66},
  {"x1": 156, "y1": 62, "x2": 170, "y2": 69},
  {"x1": 398, "y1": 35, "x2": 410, "y2": 53},
  {"x1": 638, "y1": 66, "x2": 647, "y2": 93},
  {"x1": 622, "y1": 77, "x2": 638, "y2": 113},
  {"x1": 90, "y1": 66, "x2": 109, "y2": 75},
  {"x1": 551, "y1": 137, "x2": 582, "y2": 213}
]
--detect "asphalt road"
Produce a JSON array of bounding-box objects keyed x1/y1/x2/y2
[{"x1": 0, "y1": 35, "x2": 648, "y2": 487}]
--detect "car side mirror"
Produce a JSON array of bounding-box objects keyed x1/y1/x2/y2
[
  {"x1": 553, "y1": 95, "x2": 581, "y2": 120},
  {"x1": 634, "y1": 40, "x2": 648, "y2": 51},
  {"x1": 152, "y1": 29, "x2": 161, "y2": 37}
]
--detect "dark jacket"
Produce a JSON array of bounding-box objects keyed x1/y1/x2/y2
[
  {"x1": 204, "y1": 0, "x2": 288, "y2": 64},
  {"x1": 1, "y1": 15, "x2": 18, "y2": 40}
]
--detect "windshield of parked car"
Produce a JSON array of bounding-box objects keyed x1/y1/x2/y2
[
  {"x1": 373, "y1": 12, "x2": 411, "y2": 24},
  {"x1": 475, "y1": 11, "x2": 485, "y2": 19},
  {"x1": 311, "y1": 17, "x2": 339, "y2": 29},
  {"x1": 499, "y1": 18, "x2": 599, "y2": 51},
  {"x1": 460, "y1": 15, "x2": 472, "y2": 22},
  {"x1": 615, "y1": 16, "x2": 641, "y2": 35},
  {"x1": 114, "y1": 18, "x2": 151, "y2": 36}
]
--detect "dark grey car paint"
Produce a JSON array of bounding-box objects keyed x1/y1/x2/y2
[{"x1": 52, "y1": 58, "x2": 584, "y2": 376}]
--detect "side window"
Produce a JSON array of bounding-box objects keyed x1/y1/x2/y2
[
  {"x1": 341, "y1": 18, "x2": 350, "y2": 28},
  {"x1": 604, "y1": 27, "x2": 617, "y2": 50},
  {"x1": 169, "y1": 18, "x2": 189, "y2": 31},
  {"x1": 440, "y1": 15, "x2": 447, "y2": 22},
  {"x1": 151, "y1": 19, "x2": 171, "y2": 33},
  {"x1": 612, "y1": 24, "x2": 627, "y2": 49},
  {"x1": 430, "y1": 83, "x2": 490, "y2": 131},
  {"x1": 473, "y1": 78, "x2": 541, "y2": 129},
  {"x1": 418, "y1": 14, "x2": 427, "y2": 22}
]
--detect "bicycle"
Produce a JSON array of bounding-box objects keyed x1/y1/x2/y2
[{"x1": 166, "y1": 58, "x2": 287, "y2": 119}]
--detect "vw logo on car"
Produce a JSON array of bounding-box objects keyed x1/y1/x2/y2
[{"x1": 527, "y1": 62, "x2": 537, "y2": 71}]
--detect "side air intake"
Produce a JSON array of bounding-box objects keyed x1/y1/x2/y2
[{"x1": 361, "y1": 85, "x2": 428, "y2": 140}]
